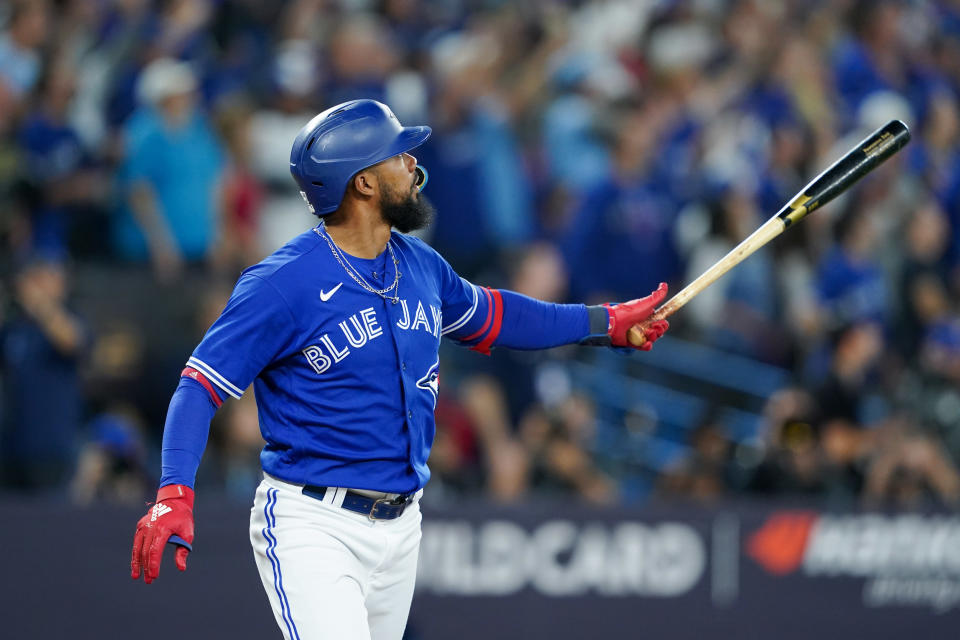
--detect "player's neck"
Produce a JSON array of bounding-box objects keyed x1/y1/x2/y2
[{"x1": 323, "y1": 206, "x2": 391, "y2": 259}]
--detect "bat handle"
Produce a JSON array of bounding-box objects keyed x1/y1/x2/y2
[{"x1": 626, "y1": 305, "x2": 672, "y2": 348}]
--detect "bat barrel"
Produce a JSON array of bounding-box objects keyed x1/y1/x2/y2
[{"x1": 775, "y1": 119, "x2": 911, "y2": 228}]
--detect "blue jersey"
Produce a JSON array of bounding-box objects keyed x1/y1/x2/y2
[
  {"x1": 186, "y1": 226, "x2": 488, "y2": 493},
  {"x1": 160, "y1": 224, "x2": 600, "y2": 493}
]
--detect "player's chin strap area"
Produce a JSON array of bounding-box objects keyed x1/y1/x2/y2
[{"x1": 414, "y1": 165, "x2": 428, "y2": 191}]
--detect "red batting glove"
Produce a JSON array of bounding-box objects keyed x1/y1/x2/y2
[
  {"x1": 131, "y1": 484, "x2": 195, "y2": 584},
  {"x1": 604, "y1": 282, "x2": 670, "y2": 351}
]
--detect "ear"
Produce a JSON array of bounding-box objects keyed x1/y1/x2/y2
[{"x1": 352, "y1": 169, "x2": 378, "y2": 198}]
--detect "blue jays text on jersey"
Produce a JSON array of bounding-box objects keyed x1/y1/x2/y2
[{"x1": 160, "y1": 225, "x2": 596, "y2": 494}]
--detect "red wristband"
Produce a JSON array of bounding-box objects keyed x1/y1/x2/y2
[{"x1": 157, "y1": 484, "x2": 195, "y2": 509}]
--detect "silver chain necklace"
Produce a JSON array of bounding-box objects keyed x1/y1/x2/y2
[{"x1": 314, "y1": 224, "x2": 402, "y2": 303}]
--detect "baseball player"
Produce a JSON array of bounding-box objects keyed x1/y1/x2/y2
[{"x1": 130, "y1": 99, "x2": 669, "y2": 640}]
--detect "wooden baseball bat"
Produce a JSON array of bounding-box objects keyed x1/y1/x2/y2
[{"x1": 628, "y1": 119, "x2": 911, "y2": 347}]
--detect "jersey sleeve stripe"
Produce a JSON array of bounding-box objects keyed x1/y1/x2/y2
[
  {"x1": 180, "y1": 367, "x2": 224, "y2": 408},
  {"x1": 460, "y1": 287, "x2": 494, "y2": 342},
  {"x1": 441, "y1": 281, "x2": 479, "y2": 335},
  {"x1": 471, "y1": 288, "x2": 504, "y2": 355},
  {"x1": 186, "y1": 357, "x2": 243, "y2": 399}
]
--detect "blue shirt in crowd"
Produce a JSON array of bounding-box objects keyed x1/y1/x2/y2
[
  {"x1": 18, "y1": 114, "x2": 88, "y2": 253},
  {"x1": 816, "y1": 246, "x2": 888, "y2": 325},
  {"x1": 114, "y1": 107, "x2": 224, "y2": 261},
  {"x1": 563, "y1": 177, "x2": 682, "y2": 301},
  {"x1": 0, "y1": 315, "x2": 84, "y2": 464}
]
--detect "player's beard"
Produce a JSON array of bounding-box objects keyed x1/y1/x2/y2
[{"x1": 380, "y1": 183, "x2": 435, "y2": 233}]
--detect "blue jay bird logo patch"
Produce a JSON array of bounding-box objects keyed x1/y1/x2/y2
[{"x1": 417, "y1": 358, "x2": 440, "y2": 406}]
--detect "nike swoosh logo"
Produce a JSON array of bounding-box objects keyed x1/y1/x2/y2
[{"x1": 319, "y1": 283, "x2": 343, "y2": 302}]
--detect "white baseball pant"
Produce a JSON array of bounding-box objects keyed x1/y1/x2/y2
[{"x1": 250, "y1": 474, "x2": 423, "y2": 640}]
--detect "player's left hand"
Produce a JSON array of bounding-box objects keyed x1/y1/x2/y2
[
  {"x1": 131, "y1": 484, "x2": 195, "y2": 584},
  {"x1": 605, "y1": 282, "x2": 670, "y2": 351}
]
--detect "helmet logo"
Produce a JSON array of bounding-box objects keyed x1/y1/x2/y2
[{"x1": 299, "y1": 190, "x2": 315, "y2": 214}]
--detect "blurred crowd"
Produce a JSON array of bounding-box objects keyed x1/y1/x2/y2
[{"x1": 2, "y1": 0, "x2": 960, "y2": 511}]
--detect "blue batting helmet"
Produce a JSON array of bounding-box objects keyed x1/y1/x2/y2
[{"x1": 289, "y1": 99, "x2": 432, "y2": 216}]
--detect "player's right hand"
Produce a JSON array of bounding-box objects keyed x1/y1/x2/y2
[{"x1": 131, "y1": 484, "x2": 195, "y2": 584}]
